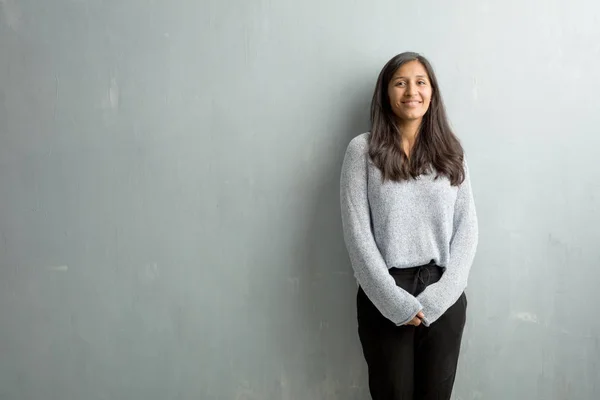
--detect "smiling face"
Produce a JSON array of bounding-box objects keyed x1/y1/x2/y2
[{"x1": 387, "y1": 60, "x2": 433, "y2": 123}]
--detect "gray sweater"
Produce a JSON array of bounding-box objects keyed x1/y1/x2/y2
[{"x1": 340, "y1": 133, "x2": 478, "y2": 326}]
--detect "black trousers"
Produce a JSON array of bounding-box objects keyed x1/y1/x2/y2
[{"x1": 357, "y1": 262, "x2": 467, "y2": 400}]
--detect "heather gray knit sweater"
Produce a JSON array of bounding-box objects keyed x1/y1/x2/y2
[{"x1": 340, "y1": 133, "x2": 478, "y2": 326}]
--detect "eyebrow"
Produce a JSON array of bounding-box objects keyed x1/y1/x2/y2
[{"x1": 393, "y1": 75, "x2": 429, "y2": 80}]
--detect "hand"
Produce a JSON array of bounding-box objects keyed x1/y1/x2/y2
[{"x1": 405, "y1": 311, "x2": 425, "y2": 326}]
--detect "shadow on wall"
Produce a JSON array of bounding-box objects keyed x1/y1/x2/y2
[
  {"x1": 295, "y1": 88, "x2": 372, "y2": 399},
  {"x1": 234, "y1": 77, "x2": 374, "y2": 400}
]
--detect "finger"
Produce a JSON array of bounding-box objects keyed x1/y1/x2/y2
[
  {"x1": 417, "y1": 311, "x2": 425, "y2": 319},
  {"x1": 412, "y1": 317, "x2": 421, "y2": 326}
]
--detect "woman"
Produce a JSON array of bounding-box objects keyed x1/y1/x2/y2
[{"x1": 340, "y1": 52, "x2": 478, "y2": 399}]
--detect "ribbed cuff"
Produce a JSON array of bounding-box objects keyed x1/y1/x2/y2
[{"x1": 395, "y1": 299, "x2": 424, "y2": 326}]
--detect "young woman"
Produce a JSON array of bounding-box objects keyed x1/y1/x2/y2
[{"x1": 340, "y1": 52, "x2": 478, "y2": 400}]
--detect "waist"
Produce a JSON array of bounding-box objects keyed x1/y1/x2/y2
[
  {"x1": 389, "y1": 259, "x2": 443, "y2": 275},
  {"x1": 388, "y1": 260, "x2": 444, "y2": 296}
]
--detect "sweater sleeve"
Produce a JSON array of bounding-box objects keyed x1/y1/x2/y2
[
  {"x1": 340, "y1": 136, "x2": 424, "y2": 326},
  {"x1": 416, "y1": 159, "x2": 479, "y2": 326}
]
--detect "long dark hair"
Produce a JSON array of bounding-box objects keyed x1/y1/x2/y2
[{"x1": 369, "y1": 52, "x2": 465, "y2": 186}]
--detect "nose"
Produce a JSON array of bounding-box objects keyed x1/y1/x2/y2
[{"x1": 405, "y1": 82, "x2": 418, "y2": 96}]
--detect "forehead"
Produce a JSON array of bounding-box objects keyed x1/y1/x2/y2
[{"x1": 392, "y1": 60, "x2": 429, "y2": 78}]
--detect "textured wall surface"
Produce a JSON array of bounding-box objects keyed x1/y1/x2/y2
[{"x1": 1, "y1": 0, "x2": 599, "y2": 399}]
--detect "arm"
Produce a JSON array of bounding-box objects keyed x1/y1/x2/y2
[
  {"x1": 417, "y1": 159, "x2": 479, "y2": 326},
  {"x1": 340, "y1": 136, "x2": 423, "y2": 326}
]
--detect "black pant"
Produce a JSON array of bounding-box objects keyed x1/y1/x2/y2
[{"x1": 357, "y1": 262, "x2": 467, "y2": 400}]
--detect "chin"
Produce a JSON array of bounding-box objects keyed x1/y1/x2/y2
[{"x1": 403, "y1": 113, "x2": 425, "y2": 121}]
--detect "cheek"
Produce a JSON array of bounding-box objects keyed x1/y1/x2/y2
[
  {"x1": 424, "y1": 90, "x2": 433, "y2": 104},
  {"x1": 388, "y1": 90, "x2": 402, "y2": 108},
  {"x1": 388, "y1": 88, "x2": 398, "y2": 101}
]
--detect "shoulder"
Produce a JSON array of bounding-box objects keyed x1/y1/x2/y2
[
  {"x1": 341, "y1": 133, "x2": 371, "y2": 172},
  {"x1": 345, "y1": 132, "x2": 370, "y2": 156},
  {"x1": 462, "y1": 154, "x2": 471, "y2": 173},
  {"x1": 458, "y1": 154, "x2": 473, "y2": 186}
]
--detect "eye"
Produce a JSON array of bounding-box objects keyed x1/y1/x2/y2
[
  {"x1": 395, "y1": 81, "x2": 406, "y2": 87},
  {"x1": 418, "y1": 80, "x2": 427, "y2": 85}
]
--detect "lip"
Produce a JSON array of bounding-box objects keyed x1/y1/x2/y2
[{"x1": 401, "y1": 100, "x2": 422, "y2": 107}]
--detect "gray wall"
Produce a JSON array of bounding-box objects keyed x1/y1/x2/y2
[{"x1": 1, "y1": 0, "x2": 599, "y2": 399}]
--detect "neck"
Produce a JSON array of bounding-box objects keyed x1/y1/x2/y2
[{"x1": 397, "y1": 119, "x2": 422, "y2": 156}]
